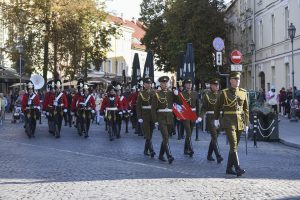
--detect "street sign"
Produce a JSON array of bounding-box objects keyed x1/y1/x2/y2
[
  {"x1": 231, "y1": 50, "x2": 243, "y2": 64},
  {"x1": 216, "y1": 52, "x2": 222, "y2": 66},
  {"x1": 213, "y1": 37, "x2": 225, "y2": 52},
  {"x1": 231, "y1": 64, "x2": 243, "y2": 71}
]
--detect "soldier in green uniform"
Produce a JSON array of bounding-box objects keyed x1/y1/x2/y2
[
  {"x1": 181, "y1": 77, "x2": 201, "y2": 157},
  {"x1": 151, "y1": 76, "x2": 180, "y2": 164},
  {"x1": 200, "y1": 78, "x2": 223, "y2": 163},
  {"x1": 176, "y1": 78, "x2": 185, "y2": 140},
  {"x1": 214, "y1": 72, "x2": 249, "y2": 176},
  {"x1": 137, "y1": 77, "x2": 156, "y2": 158}
]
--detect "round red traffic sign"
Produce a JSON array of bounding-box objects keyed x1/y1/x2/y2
[{"x1": 231, "y1": 50, "x2": 243, "y2": 64}]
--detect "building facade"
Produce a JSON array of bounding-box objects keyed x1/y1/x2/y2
[{"x1": 226, "y1": 0, "x2": 300, "y2": 92}]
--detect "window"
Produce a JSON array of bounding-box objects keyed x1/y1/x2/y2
[
  {"x1": 99, "y1": 62, "x2": 104, "y2": 72},
  {"x1": 108, "y1": 60, "x2": 112, "y2": 73},
  {"x1": 259, "y1": 20, "x2": 263, "y2": 48},
  {"x1": 271, "y1": 66, "x2": 275, "y2": 85},
  {"x1": 285, "y1": 63, "x2": 290, "y2": 88},
  {"x1": 271, "y1": 14, "x2": 275, "y2": 44},
  {"x1": 285, "y1": 7, "x2": 289, "y2": 39}
]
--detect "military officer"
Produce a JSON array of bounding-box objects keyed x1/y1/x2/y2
[
  {"x1": 137, "y1": 77, "x2": 155, "y2": 158},
  {"x1": 214, "y1": 72, "x2": 249, "y2": 176},
  {"x1": 181, "y1": 77, "x2": 201, "y2": 157},
  {"x1": 151, "y1": 76, "x2": 180, "y2": 164},
  {"x1": 176, "y1": 78, "x2": 185, "y2": 140},
  {"x1": 200, "y1": 78, "x2": 223, "y2": 163}
]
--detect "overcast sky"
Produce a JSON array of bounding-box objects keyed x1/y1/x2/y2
[{"x1": 105, "y1": 0, "x2": 231, "y2": 20}]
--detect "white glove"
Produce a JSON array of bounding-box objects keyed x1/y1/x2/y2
[
  {"x1": 244, "y1": 126, "x2": 249, "y2": 133},
  {"x1": 196, "y1": 117, "x2": 202, "y2": 124},
  {"x1": 99, "y1": 115, "x2": 104, "y2": 119},
  {"x1": 118, "y1": 111, "x2": 123, "y2": 115},
  {"x1": 138, "y1": 119, "x2": 143, "y2": 123},
  {"x1": 71, "y1": 112, "x2": 74, "y2": 116},
  {"x1": 123, "y1": 110, "x2": 126, "y2": 113},
  {"x1": 53, "y1": 101, "x2": 58, "y2": 106},
  {"x1": 155, "y1": 122, "x2": 159, "y2": 128},
  {"x1": 214, "y1": 120, "x2": 220, "y2": 127},
  {"x1": 63, "y1": 109, "x2": 68, "y2": 113},
  {"x1": 91, "y1": 110, "x2": 95, "y2": 114},
  {"x1": 46, "y1": 112, "x2": 49, "y2": 116},
  {"x1": 174, "y1": 89, "x2": 179, "y2": 95}
]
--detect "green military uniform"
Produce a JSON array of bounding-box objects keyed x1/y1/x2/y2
[
  {"x1": 200, "y1": 78, "x2": 223, "y2": 163},
  {"x1": 136, "y1": 77, "x2": 155, "y2": 157},
  {"x1": 181, "y1": 78, "x2": 199, "y2": 157},
  {"x1": 176, "y1": 78, "x2": 185, "y2": 140},
  {"x1": 151, "y1": 76, "x2": 180, "y2": 164},
  {"x1": 214, "y1": 72, "x2": 249, "y2": 176}
]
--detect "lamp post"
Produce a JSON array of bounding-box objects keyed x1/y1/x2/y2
[
  {"x1": 16, "y1": 43, "x2": 24, "y2": 91},
  {"x1": 250, "y1": 40, "x2": 256, "y2": 90},
  {"x1": 288, "y1": 23, "x2": 296, "y2": 121}
]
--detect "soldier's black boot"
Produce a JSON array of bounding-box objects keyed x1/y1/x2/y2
[
  {"x1": 144, "y1": 140, "x2": 150, "y2": 156},
  {"x1": 184, "y1": 138, "x2": 189, "y2": 155},
  {"x1": 148, "y1": 140, "x2": 156, "y2": 158},
  {"x1": 165, "y1": 143, "x2": 174, "y2": 164},
  {"x1": 232, "y1": 152, "x2": 245, "y2": 177},
  {"x1": 226, "y1": 152, "x2": 236, "y2": 175},
  {"x1": 188, "y1": 138, "x2": 194, "y2": 157},
  {"x1": 207, "y1": 141, "x2": 215, "y2": 161},
  {"x1": 158, "y1": 142, "x2": 166, "y2": 162},
  {"x1": 213, "y1": 142, "x2": 223, "y2": 164}
]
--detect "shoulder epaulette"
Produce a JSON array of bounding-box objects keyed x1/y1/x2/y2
[{"x1": 239, "y1": 88, "x2": 247, "y2": 92}]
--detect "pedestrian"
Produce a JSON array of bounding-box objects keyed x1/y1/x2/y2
[
  {"x1": 267, "y1": 86, "x2": 278, "y2": 114},
  {"x1": 279, "y1": 87, "x2": 286, "y2": 115},
  {"x1": 151, "y1": 76, "x2": 181, "y2": 164},
  {"x1": 257, "y1": 88, "x2": 266, "y2": 106},
  {"x1": 214, "y1": 72, "x2": 249, "y2": 176},
  {"x1": 137, "y1": 77, "x2": 156, "y2": 158},
  {"x1": 200, "y1": 78, "x2": 223, "y2": 163}
]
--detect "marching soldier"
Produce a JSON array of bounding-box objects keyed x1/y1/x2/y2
[
  {"x1": 200, "y1": 78, "x2": 223, "y2": 163},
  {"x1": 116, "y1": 84, "x2": 128, "y2": 135},
  {"x1": 21, "y1": 81, "x2": 40, "y2": 138},
  {"x1": 43, "y1": 80, "x2": 55, "y2": 134},
  {"x1": 128, "y1": 86, "x2": 139, "y2": 133},
  {"x1": 53, "y1": 79, "x2": 68, "y2": 138},
  {"x1": 76, "y1": 84, "x2": 96, "y2": 138},
  {"x1": 181, "y1": 77, "x2": 201, "y2": 157},
  {"x1": 137, "y1": 77, "x2": 155, "y2": 158},
  {"x1": 151, "y1": 76, "x2": 181, "y2": 164},
  {"x1": 71, "y1": 79, "x2": 84, "y2": 130},
  {"x1": 176, "y1": 78, "x2": 184, "y2": 140},
  {"x1": 214, "y1": 72, "x2": 249, "y2": 176}
]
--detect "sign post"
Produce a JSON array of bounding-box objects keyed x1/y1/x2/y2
[{"x1": 230, "y1": 50, "x2": 243, "y2": 72}]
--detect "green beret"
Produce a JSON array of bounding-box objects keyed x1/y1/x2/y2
[
  {"x1": 158, "y1": 76, "x2": 169, "y2": 82},
  {"x1": 143, "y1": 77, "x2": 153, "y2": 84},
  {"x1": 209, "y1": 78, "x2": 220, "y2": 85},
  {"x1": 230, "y1": 72, "x2": 241, "y2": 79}
]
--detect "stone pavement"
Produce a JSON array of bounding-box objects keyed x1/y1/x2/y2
[
  {"x1": 279, "y1": 115, "x2": 300, "y2": 149},
  {"x1": 0, "y1": 114, "x2": 300, "y2": 199}
]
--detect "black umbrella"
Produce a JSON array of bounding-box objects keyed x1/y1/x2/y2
[
  {"x1": 143, "y1": 51, "x2": 154, "y2": 79},
  {"x1": 184, "y1": 43, "x2": 195, "y2": 82},
  {"x1": 131, "y1": 53, "x2": 141, "y2": 88}
]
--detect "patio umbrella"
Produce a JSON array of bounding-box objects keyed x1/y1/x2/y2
[
  {"x1": 143, "y1": 51, "x2": 154, "y2": 79},
  {"x1": 131, "y1": 53, "x2": 141, "y2": 88},
  {"x1": 184, "y1": 43, "x2": 195, "y2": 82}
]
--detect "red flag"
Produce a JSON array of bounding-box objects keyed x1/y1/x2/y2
[{"x1": 173, "y1": 92, "x2": 197, "y2": 121}]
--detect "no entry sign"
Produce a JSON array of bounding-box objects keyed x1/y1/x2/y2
[{"x1": 231, "y1": 50, "x2": 243, "y2": 64}]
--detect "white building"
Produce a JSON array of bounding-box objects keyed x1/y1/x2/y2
[{"x1": 226, "y1": 0, "x2": 300, "y2": 92}]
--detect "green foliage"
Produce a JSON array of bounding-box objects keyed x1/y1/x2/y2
[
  {"x1": 0, "y1": 0, "x2": 116, "y2": 81},
  {"x1": 140, "y1": 0, "x2": 227, "y2": 81}
]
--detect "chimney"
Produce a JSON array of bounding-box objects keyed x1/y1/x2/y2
[{"x1": 132, "y1": 17, "x2": 137, "y2": 24}]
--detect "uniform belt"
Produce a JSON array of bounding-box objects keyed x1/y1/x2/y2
[
  {"x1": 191, "y1": 108, "x2": 196, "y2": 111},
  {"x1": 206, "y1": 111, "x2": 214, "y2": 114},
  {"x1": 223, "y1": 111, "x2": 243, "y2": 115},
  {"x1": 106, "y1": 107, "x2": 118, "y2": 111},
  {"x1": 157, "y1": 108, "x2": 173, "y2": 112},
  {"x1": 142, "y1": 106, "x2": 151, "y2": 109}
]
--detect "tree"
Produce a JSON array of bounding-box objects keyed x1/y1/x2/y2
[{"x1": 140, "y1": 0, "x2": 227, "y2": 81}]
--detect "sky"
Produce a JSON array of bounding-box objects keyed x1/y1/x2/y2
[{"x1": 105, "y1": 0, "x2": 232, "y2": 20}]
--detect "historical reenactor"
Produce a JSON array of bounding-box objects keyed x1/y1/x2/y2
[
  {"x1": 71, "y1": 79, "x2": 84, "y2": 129},
  {"x1": 137, "y1": 77, "x2": 155, "y2": 158},
  {"x1": 180, "y1": 77, "x2": 201, "y2": 157},
  {"x1": 200, "y1": 78, "x2": 223, "y2": 163},
  {"x1": 76, "y1": 84, "x2": 96, "y2": 138},
  {"x1": 128, "y1": 86, "x2": 139, "y2": 134},
  {"x1": 100, "y1": 84, "x2": 123, "y2": 140},
  {"x1": 43, "y1": 80, "x2": 56, "y2": 134},
  {"x1": 151, "y1": 76, "x2": 181, "y2": 164},
  {"x1": 116, "y1": 84, "x2": 128, "y2": 136},
  {"x1": 53, "y1": 79, "x2": 68, "y2": 138},
  {"x1": 21, "y1": 81, "x2": 40, "y2": 138},
  {"x1": 214, "y1": 72, "x2": 249, "y2": 176}
]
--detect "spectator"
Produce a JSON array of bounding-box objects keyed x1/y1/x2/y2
[
  {"x1": 257, "y1": 88, "x2": 266, "y2": 106},
  {"x1": 279, "y1": 87, "x2": 286, "y2": 115},
  {"x1": 285, "y1": 87, "x2": 293, "y2": 117},
  {"x1": 266, "y1": 86, "x2": 278, "y2": 114}
]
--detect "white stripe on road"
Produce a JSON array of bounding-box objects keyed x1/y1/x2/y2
[{"x1": 0, "y1": 138, "x2": 197, "y2": 177}]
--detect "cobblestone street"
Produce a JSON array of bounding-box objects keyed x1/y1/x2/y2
[{"x1": 0, "y1": 117, "x2": 300, "y2": 200}]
